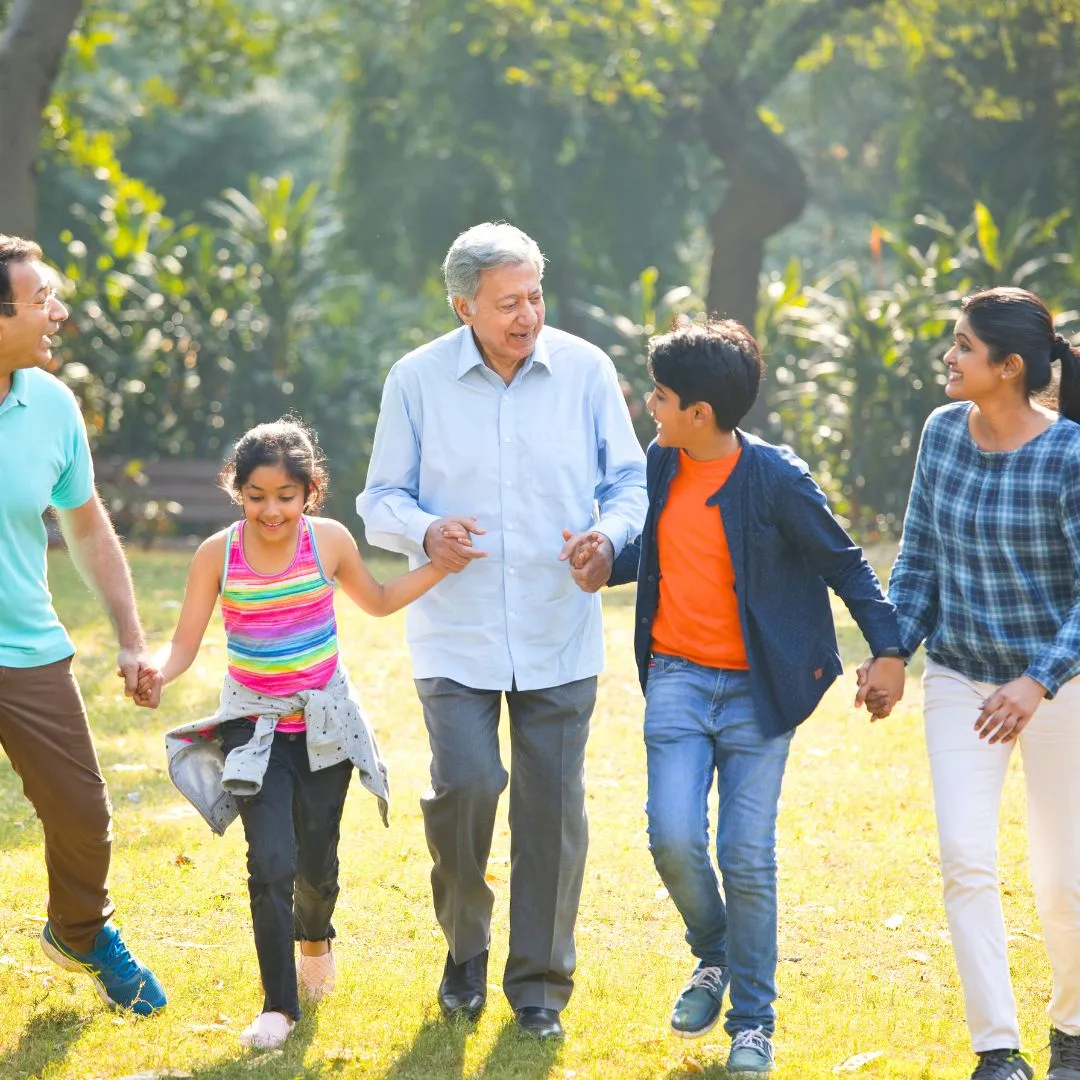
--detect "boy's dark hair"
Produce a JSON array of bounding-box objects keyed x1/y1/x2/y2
[
  {"x1": 0, "y1": 235, "x2": 43, "y2": 316},
  {"x1": 220, "y1": 416, "x2": 329, "y2": 511},
  {"x1": 647, "y1": 317, "x2": 764, "y2": 432},
  {"x1": 962, "y1": 286, "x2": 1080, "y2": 423}
]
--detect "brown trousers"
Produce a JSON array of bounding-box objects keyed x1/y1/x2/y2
[{"x1": 0, "y1": 657, "x2": 114, "y2": 952}]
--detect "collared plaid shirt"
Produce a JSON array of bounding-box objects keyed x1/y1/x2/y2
[{"x1": 889, "y1": 402, "x2": 1080, "y2": 696}]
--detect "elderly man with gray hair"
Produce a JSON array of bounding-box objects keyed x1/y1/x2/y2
[{"x1": 358, "y1": 221, "x2": 646, "y2": 1038}]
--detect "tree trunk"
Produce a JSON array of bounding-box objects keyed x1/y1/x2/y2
[
  {"x1": 702, "y1": 108, "x2": 808, "y2": 432},
  {"x1": 704, "y1": 113, "x2": 808, "y2": 328},
  {"x1": 0, "y1": 0, "x2": 85, "y2": 238}
]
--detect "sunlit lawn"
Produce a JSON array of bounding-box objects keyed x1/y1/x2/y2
[{"x1": 0, "y1": 548, "x2": 1052, "y2": 1079}]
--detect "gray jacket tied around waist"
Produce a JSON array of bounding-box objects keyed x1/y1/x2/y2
[{"x1": 165, "y1": 664, "x2": 389, "y2": 836}]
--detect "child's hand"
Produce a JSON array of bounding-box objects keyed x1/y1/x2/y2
[
  {"x1": 133, "y1": 664, "x2": 164, "y2": 710},
  {"x1": 559, "y1": 529, "x2": 613, "y2": 593},
  {"x1": 423, "y1": 516, "x2": 488, "y2": 573}
]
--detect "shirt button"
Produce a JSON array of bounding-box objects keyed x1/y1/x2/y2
[
  {"x1": 504, "y1": 437, "x2": 511, "y2": 443},
  {"x1": 508, "y1": 568, "x2": 516, "y2": 575},
  {"x1": 507, "y1": 523, "x2": 514, "y2": 530},
  {"x1": 505, "y1": 480, "x2": 512, "y2": 487}
]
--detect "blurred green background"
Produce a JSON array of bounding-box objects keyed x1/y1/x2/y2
[{"x1": 4, "y1": 0, "x2": 1080, "y2": 540}]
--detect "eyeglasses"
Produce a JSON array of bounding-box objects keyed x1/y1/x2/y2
[{"x1": 5, "y1": 285, "x2": 61, "y2": 310}]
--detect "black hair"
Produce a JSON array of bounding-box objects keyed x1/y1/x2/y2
[
  {"x1": 220, "y1": 417, "x2": 329, "y2": 511},
  {"x1": 961, "y1": 286, "x2": 1080, "y2": 423},
  {"x1": 647, "y1": 317, "x2": 764, "y2": 432},
  {"x1": 0, "y1": 235, "x2": 44, "y2": 316}
]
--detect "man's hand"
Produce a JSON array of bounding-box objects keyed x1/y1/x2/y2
[
  {"x1": 974, "y1": 675, "x2": 1047, "y2": 744},
  {"x1": 559, "y1": 529, "x2": 613, "y2": 593},
  {"x1": 854, "y1": 656, "x2": 906, "y2": 721},
  {"x1": 116, "y1": 647, "x2": 147, "y2": 698},
  {"x1": 423, "y1": 516, "x2": 488, "y2": 573}
]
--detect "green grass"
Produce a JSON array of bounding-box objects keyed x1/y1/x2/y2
[{"x1": 0, "y1": 550, "x2": 1051, "y2": 1079}]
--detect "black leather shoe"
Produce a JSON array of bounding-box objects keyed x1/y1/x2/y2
[
  {"x1": 438, "y1": 949, "x2": 488, "y2": 1020},
  {"x1": 515, "y1": 1006, "x2": 563, "y2": 1039}
]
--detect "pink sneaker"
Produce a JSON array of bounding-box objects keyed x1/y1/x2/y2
[
  {"x1": 239, "y1": 1010, "x2": 295, "y2": 1049},
  {"x1": 298, "y1": 940, "x2": 336, "y2": 1003}
]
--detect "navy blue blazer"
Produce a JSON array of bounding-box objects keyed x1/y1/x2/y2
[{"x1": 610, "y1": 434, "x2": 902, "y2": 737}]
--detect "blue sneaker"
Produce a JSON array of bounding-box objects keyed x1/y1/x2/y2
[
  {"x1": 40, "y1": 921, "x2": 166, "y2": 1016},
  {"x1": 670, "y1": 963, "x2": 729, "y2": 1038},
  {"x1": 727, "y1": 1026, "x2": 775, "y2": 1074}
]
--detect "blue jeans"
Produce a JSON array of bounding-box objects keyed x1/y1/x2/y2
[{"x1": 644, "y1": 655, "x2": 793, "y2": 1037}]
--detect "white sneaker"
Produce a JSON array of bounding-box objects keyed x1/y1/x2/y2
[
  {"x1": 298, "y1": 940, "x2": 336, "y2": 1003},
  {"x1": 239, "y1": 1010, "x2": 295, "y2": 1050}
]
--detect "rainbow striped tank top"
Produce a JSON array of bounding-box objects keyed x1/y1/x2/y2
[{"x1": 220, "y1": 516, "x2": 338, "y2": 730}]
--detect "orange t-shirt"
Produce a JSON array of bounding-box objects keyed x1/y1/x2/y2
[{"x1": 650, "y1": 447, "x2": 748, "y2": 671}]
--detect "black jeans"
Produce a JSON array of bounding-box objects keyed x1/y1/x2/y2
[{"x1": 220, "y1": 722, "x2": 353, "y2": 1020}]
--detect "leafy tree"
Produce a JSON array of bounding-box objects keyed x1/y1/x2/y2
[
  {"x1": 454, "y1": 0, "x2": 886, "y2": 341},
  {"x1": 337, "y1": 0, "x2": 695, "y2": 335},
  {"x1": 0, "y1": 0, "x2": 281, "y2": 238}
]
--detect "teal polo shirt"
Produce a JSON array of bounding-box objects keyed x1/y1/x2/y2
[{"x1": 0, "y1": 367, "x2": 95, "y2": 667}]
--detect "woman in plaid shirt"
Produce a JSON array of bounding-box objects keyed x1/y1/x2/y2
[{"x1": 869, "y1": 287, "x2": 1080, "y2": 1080}]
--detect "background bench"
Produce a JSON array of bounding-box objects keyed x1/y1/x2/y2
[{"x1": 94, "y1": 457, "x2": 238, "y2": 546}]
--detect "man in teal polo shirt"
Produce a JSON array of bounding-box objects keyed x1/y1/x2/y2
[{"x1": 0, "y1": 235, "x2": 166, "y2": 1015}]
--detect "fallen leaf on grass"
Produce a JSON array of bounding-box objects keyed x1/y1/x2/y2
[
  {"x1": 682, "y1": 1057, "x2": 705, "y2": 1074},
  {"x1": 883, "y1": 914, "x2": 905, "y2": 930},
  {"x1": 834, "y1": 1050, "x2": 885, "y2": 1072},
  {"x1": 118, "y1": 1071, "x2": 193, "y2": 1079},
  {"x1": 174, "y1": 853, "x2": 194, "y2": 866}
]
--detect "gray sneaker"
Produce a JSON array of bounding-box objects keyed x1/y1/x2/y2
[
  {"x1": 1049, "y1": 1027, "x2": 1080, "y2": 1080},
  {"x1": 969, "y1": 1049, "x2": 1033, "y2": 1080},
  {"x1": 727, "y1": 1027, "x2": 774, "y2": 1074}
]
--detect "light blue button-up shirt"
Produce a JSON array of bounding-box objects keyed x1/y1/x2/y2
[{"x1": 357, "y1": 324, "x2": 647, "y2": 691}]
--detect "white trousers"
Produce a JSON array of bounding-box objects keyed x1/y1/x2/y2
[{"x1": 923, "y1": 659, "x2": 1080, "y2": 1052}]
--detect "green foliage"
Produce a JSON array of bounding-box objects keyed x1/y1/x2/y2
[
  {"x1": 55, "y1": 171, "x2": 432, "y2": 528},
  {"x1": 574, "y1": 267, "x2": 703, "y2": 443},
  {"x1": 337, "y1": 0, "x2": 697, "y2": 330},
  {"x1": 765, "y1": 200, "x2": 1076, "y2": 537}
]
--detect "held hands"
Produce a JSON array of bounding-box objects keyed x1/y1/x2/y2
[
  {"x1": 116, "y1": 647, "x2": 145, "y2": 698},
  {"x1": 132, "y1": 665, "x2": 165, "y2": 710},
  {"x1": 116, "y1": 649, "x2": 162, "y2": 709},
  {"x1": 854, "y1": 656, "x2": 906, "y2": 721},
  {"x1": 559, "y1": 529, "x2": 613, "y2": 593},
  {"x1": 974, "y1": 675, "x2": 1047, "y2": 744},
  {"x1": 423, "y1": 516, "x2": 488, "y2": 573}
]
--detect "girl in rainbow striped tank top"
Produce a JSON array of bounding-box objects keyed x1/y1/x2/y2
[{"x1": 134, "y1": 419, "x2": 457, "y2": 1051}]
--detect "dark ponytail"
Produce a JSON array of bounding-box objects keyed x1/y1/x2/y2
[{"x1": 1053, "y1": 333, "x2": 1080, "y2": 423}]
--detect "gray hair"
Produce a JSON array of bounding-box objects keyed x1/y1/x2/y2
[{"x1": 442, "y1": 222, "x2": 546, "y2": 312}]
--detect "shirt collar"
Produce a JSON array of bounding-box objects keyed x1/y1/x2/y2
[
  {"x1": 0, "y1": 367, "x2": 30, "y2": 413},
  {"x1": 454, "y1": 326, "x2": 552, "y2": 381},
  {"x1": 10, "y1": 368, "x2": 30, "y2": 404}
]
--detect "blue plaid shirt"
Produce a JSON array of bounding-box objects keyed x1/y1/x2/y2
[{"x1": 889, "y1": 402, "x2": 1080, "y2": 696}]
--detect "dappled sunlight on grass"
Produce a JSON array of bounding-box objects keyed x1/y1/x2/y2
[{"x1": 0, "y1": 551, "x2": 1049, "y2": 1078}]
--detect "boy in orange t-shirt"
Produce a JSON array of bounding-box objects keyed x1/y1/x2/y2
[{"x1": 597, "y1": 319, "x2": 905, "y2": 1073}]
